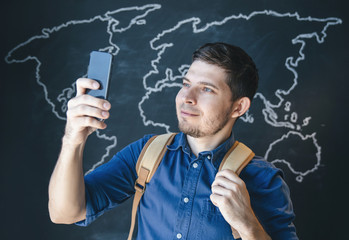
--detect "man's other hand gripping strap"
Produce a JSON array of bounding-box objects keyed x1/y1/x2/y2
[{"x1": 218, "y1": 141, "x2": 255, "y2": 239}]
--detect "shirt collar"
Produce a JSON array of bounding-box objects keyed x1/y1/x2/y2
[{"x1": 167, "y1": 132, "x2": 236, "y2": 169}]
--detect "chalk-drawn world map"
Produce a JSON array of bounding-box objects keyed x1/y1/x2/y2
[{"x1": 5, "y1": 4, "x2": 342, "y2": 182}]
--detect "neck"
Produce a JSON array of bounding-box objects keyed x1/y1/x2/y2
[{"x1": 186, "y1": 124, "x2": 234, "y2": 156}]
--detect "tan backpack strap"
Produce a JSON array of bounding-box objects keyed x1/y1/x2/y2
[
  {"x1": 136, "y1": 133, "x2": 176, "y2": 182},
  {"x1": 219, "y1": 140, "x2": 255, "y2": 239},
  {"x1": 219, "y1": 141, "x2": 255, "y2": 175},
  {"x1": 127, "y1": 133, "x2": 176, "y2": 240}
]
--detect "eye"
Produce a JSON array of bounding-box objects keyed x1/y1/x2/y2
[
  {"x1": 182, "y1": 82, "x2": 190, "y2": 88},
  {"x1": 203, "y1": 87, "x2": 213, "y2": 93}
]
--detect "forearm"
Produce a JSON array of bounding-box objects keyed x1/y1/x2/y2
[
  {"x1": 48, "y1": 78, "x2": 111, "y2": 224},
  {"x1": 237, "y1": 215, "x2": 271, "y2": 240},
  {"x1": 48, "y1": 137, "x2": 86, "y2": 224}
]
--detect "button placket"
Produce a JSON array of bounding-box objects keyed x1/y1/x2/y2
[{"x1": 173, "y1": 159, "x2": 203, "y2": 240}]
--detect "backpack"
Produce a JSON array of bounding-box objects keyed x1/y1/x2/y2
[{"x1": 127, "y1": 133, "x2": 255, "y2": 240}]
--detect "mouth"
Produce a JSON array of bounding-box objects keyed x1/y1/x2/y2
[{"x1": 181, "y1": 110, "x2": 199, "y2": 117}]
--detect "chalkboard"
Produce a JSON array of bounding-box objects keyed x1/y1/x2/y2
[{"x1": 2, "y1": 0, "x2": 348, "y2": 239}]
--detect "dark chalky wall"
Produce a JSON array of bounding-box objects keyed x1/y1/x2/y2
[{"x1": 1, "y1": 0, "x2": 348, "y2": 239}]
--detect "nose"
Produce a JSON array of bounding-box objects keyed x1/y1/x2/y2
[{"x1": 182, "y1": 87, "x2": 197, "y2": 105}]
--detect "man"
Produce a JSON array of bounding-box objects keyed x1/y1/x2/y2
[{"x1": 49, "y1": 42, "x2": 298, "y2": 239}]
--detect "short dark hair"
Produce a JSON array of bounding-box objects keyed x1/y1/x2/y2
[{"x1": 192, "y1": 42, "x2": 258, "y2": 102}]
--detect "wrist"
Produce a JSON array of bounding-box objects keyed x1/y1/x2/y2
[
  {"x1": 58, "y1": 136, "x2": 86, "y2": 166},
  {"x1": 62, "y1": 132, "x2": 86, "y2": 147},
  {"x1": 61, "y1": 135, "x2": 86, "y2": 154},
  {"x1": 231, "y1": 211, "x2": 271, "y2": 240},
  {"x1": 237, "y1": 220, "x2": 271, "y2": 240}
]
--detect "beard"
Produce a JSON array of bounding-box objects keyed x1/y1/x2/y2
[{"x1": 177, "y1": 106, "x2": 232, "y2": 138}]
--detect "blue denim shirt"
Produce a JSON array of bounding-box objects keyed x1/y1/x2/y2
[{"x1": 76, "y1": 132, "x2": 298, "y2": 239}]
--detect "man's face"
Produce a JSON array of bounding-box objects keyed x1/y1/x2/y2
[{"x1": 175, "y1": 60, "x2": 235, "y2": 138}]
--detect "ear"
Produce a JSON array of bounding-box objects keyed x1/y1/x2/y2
[{"x1": 231, "y1": 97, "x2": 251, "y2": 118}]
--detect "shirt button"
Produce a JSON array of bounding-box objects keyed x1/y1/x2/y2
[
  {"x1": 183, "y1": 197, "x2": 189, "y2": 203},
  {"x1": 193, "y1": 163, "x2": 198, "y2": 168},
  {"x1": 207, "y1": 155, "x2": 211, "y2": 160},
  {"x1": 176, "y1": 233, "x2": 182, "y2": 239}
]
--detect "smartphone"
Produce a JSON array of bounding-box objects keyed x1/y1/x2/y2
[{"x1": 86, "y1": 51, "x2": 113, "y2": 100}]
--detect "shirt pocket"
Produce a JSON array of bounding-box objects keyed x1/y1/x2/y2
[{"x1": 195, "y1": 199, "x2": 235, "y2": 240}]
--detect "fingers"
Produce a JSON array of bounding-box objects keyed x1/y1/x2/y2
[
  {"x1": 211, "y1": 169, "x2": 249, "y2": 204},
  {"x1": 68, "y1": 94, "x2": 111, "y2": 111},
  {"x1": 212, "y1": 169, "x2": 245, "y2": 190},
  {"x1": 66, "y1": 79, "x2": 112, "y2": 133},
  {"x1": 67, "y1": 103, "x2": 110, "y2": 121},
  {"x1": 211, "y1": 183, "x2": 231, "y2": 197},
  {"x1": 210, "y1": 191, "x2": 224, "y2": 207},
  {"x1": 63, "y1": 78, "x2": 111, "y2": 145},
  {"x1": 75, "y1": 78, "x2": 100, "y2": 96},
  {"x1": 69, "y1": 115, "x2": 108, "y2": 130},
  {"x1": 210, "y1": 170, "x2": 256, "y2": 233},
  {"x1": 67, "y1": 93, "x2": 110, "y2": 120}
]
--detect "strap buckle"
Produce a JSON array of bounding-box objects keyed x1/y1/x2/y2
[{"x1": 134, "y1": 181, "x2": 146, "y2": 193}]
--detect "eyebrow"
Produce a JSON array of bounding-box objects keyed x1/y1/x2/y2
[{"x1": 183, "y1": 77, "x2": 220, "y2": 90}]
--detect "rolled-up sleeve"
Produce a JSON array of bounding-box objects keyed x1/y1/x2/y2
[
  {"x1": 75, "y1": 135, "x2": 153, "y2": 226},
  {"x1": 242, "y1": 158, "x2": 298, "y2": 240}
]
